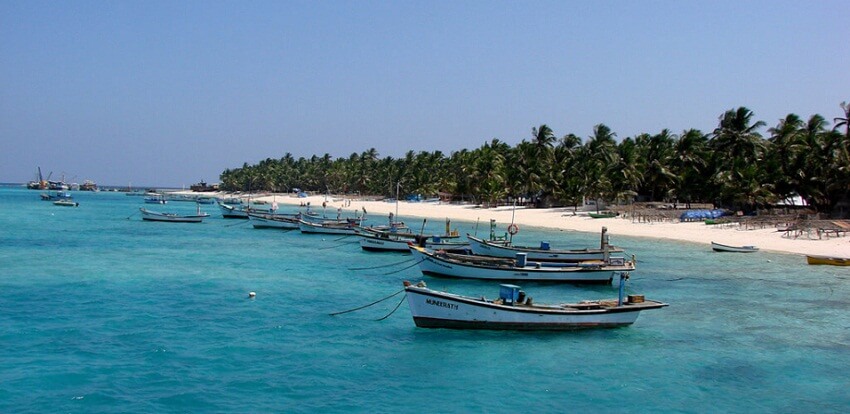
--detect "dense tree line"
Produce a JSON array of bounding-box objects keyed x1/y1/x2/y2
[{"x1": 220, "y1": 103, "x2": 850, "y2": 215}]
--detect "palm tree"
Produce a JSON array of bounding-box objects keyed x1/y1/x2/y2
[
  {"x1": 834, "y1": 101, "x2": 850, "y2": 139},
  {"x1": 832, "y1": 101, "x2": 850, "y2": 163},
  {"x1": 765, "y1": 114, "x2": 806, "y2": 203},
  {"x1": 550, "y1": 133, "x2": 583, "y2": 208},
  {"x1": 638, "y1": 129, "x2": 678, "y2": 202},
  {"x1": 584, "y1": 124, "x2": 619, "y2": 210},
  {"x1": 671, "y1": 129, "x2": 710, "y2": 207},
  {"x1": 710, "y1": 107, "x2": 768, "y2": 210},
  {"x1": 476, "y1": 140, "x2": 509, "y2": 206},
  {"x1": 610, "y1": 137, "x2": 642, "y2": 205}
]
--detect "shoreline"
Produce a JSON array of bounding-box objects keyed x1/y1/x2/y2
[{"x1": 189, "y1": 191, "x2": 850, "y2": 258}]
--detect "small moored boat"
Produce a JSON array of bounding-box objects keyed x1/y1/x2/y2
[
  {"x1": 805, "y1": 255, "x2": 850, "y2": 266},
  {"x1": 139, "y1": 207, "x2": 209, "y2": 223},
  {"x1": 53, "y1": 199, "x2": 79, "y2": 207},
  {"x1": 196, "y1": 196, "x2": 216, "y2": 204},
  {"x1": 358, "y1": 231, "x2": 469, "y2": 253},
  {"x1": 144, "y1": 193, "x2": 167, "y2": 204},
  {"x1": 711, "y1": 241, "x2": 759, "y2": 253},
  {"x1": 403, "y1": 272, "x2": 666, "y2": 330},
  {"x1": 40, "y1": 191, "x2": 73, "y2": 201},
  {"x1": 218, "y1": 202, "x2": 249, "y2": 218}
]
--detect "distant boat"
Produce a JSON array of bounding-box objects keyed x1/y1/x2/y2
[
  {"x1": 79, "y1": 180, "x2": 98, "y2": 191},
  {"x1": 221, "y1": 197, "x2": 243, "y2": 205},
  {"x1": 144, "y1": 193, "x2": 167, "y2": 204},
  {"x1": 53, "y1": 199, "x2": 79, "y2": 207},
  {"x1": 805, "y1": 255, "x2": 850, "y2": 266},
  {"x1": 139, "y1": 207, "x2": 209, "y2": 223},
  {"x1": 40, "y1": 191, "x2": 73, "y2": 201},
  {"x1": 403, "y1": 273, "x2": 666, "y2": 330},
  {"x1": 196, "y1": 196, "x2": 216, "y2": 204},
  {"x1": 29, "y1": 167, "x2": 48, "y2": 189},
  {"x1": 408, "y1": 245, "x2": 635, "y2": 283},
  {"x1": 588, "y1": 211, "x2": 617, "y2": 219},
  {"x1": 711, "y1": 241, "x2": 759, "y2": 253}
]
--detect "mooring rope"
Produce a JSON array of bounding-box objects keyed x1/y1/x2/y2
[
  {"x1": 319, "y1": 239, "x2": 361, "y2": 250},
  {"x1": 224, "y1": 219, "x2": 250, "y2": 228},
  {"x1": 329, "y1": 289, "x2": 404, "y2": 316},
  {"x1": 382, "y1": 259, "x2": 424, "y2": 275},
  {"x1": 349, "y1": 258, "x2": 415, "y2": 271},
  {"x1": 375, "y1": 295, "x2": 407, "y2": 321},
  {"x1": 333, "y1": 234, "x2": 353, "y2": 242}
]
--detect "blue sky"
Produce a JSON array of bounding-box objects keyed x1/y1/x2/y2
[{"x1": 2, "y1": 1, "x2": 848, "y2": 187}]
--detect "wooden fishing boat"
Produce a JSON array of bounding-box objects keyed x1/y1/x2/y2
[
  {"x1": 247, "y1": 212, "x2": 300, "y2": 229},
  {"x1": 53, "y1": 199, "x2": 79, "y2": 207},
  {"x1": 359, "y1": 218, "x2": 462, "y2": 252},
  {"x1": 218, "y1": 202, "x2": 249, "y2": 218},
  {"x1": 219, "y1": 199, "x2": 281, "y2": 218},
  {"x1": 468, "y1": 227, "x2": 624, "y2": 262},
  {"x1": 588, "y1": 211, "x2": 617, "y2": 219},
  {"x1": 711, "y1": 241, "x2": 759, "y2": 253},
  {"x1": 358, "y1": 231, "x2": 469, "y2": 253},
  {"x1": 408, "y1": 245, "x2": 635, "y2": 283},
  {"x1": 403, "y1": 273, "x2": 666, "y2": 330},
  {"x1": 805, "y1": 255, "x2": 850, "y2": 266},
  {"x1": 139, "y1": 207, "x2": 209, "y2": 223},
  {"x1": 298, "y1": 219, "x2": 359, "y2": 235}
]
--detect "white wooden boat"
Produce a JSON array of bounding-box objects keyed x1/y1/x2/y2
[
  {"x1": 359, "y1": 218, "x2": 463, "y2": 252},
  {"x1": 219, "y1": 200, "x2": 281, "y2": 218},
  {"x1": 218, "y1": 202, "x2": 249, "y2": 218},
  {"x1": 403, "y1": 273, "x2": 666, "y2": 330},
  {"x1": 139, "y1": 207, "x2": 209, "y2": 223},
  {"x1": 248, "y1": 212, "x2": 300, "y2": 229},
  {"x1": 53, "y1": 199, "x2": 79, "y2": 207},
  {"x1": 408, "y1": 245, "x2": 635, "y2": 283},
  {"x1": 710, "y1": 241, "x2": 759, "y2": 253},
  {"x1": 468, "y1": 227, "x2": 624, "y2": 262},
  {"x1": 298, "y1": 207, "x2": 365, "y2": 225}
]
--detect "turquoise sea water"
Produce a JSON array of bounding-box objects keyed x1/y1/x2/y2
[{"x1": 1, "y1": 186, "x2": 848, "y2": 413}]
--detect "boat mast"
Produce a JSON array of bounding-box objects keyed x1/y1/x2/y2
[{"x1": 509, "y1": 200, "x2": 517, "y2": 243}]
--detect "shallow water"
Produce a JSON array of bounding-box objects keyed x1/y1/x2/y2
[{"x1": 1, "y1": 187, "x2": 848, "y2": 412}]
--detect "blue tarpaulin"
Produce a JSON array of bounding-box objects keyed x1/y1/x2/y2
[{"x1": 680, "y1": 209, "x2": 726, "y2": 221}]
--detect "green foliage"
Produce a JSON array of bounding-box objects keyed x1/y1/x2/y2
[{"x1": 219, "y1": 102, "x2": 850, "y2": 215}]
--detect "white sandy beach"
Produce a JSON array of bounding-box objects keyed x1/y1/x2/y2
[{"x1": 197, "y1": 192, "x2": 850, "y2": 258}]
